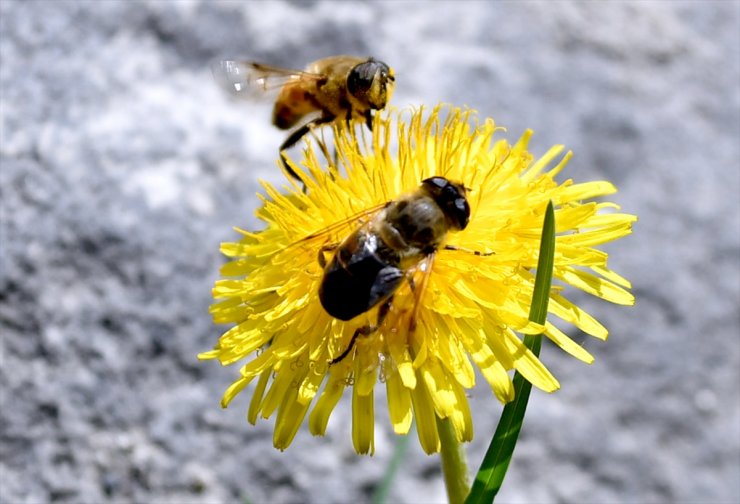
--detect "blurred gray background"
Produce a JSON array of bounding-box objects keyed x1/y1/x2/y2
[{"x1": 1, "y1": 1, "x2": 738, "y2": 503}]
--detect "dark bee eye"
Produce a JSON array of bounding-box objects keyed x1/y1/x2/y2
[
  {"x1": 454, "y1": 198, "x2": 470, "y2": 230},
  {"x1": 348, "y1": 59, "x2": 391, "y2": 95},
  {"x1": 348, "y1": 61, "x2": 376, "y2": 95},
  {"x1": 426, "y1": 176, "x2": 448, "y2": 188},
  {"x1": 421, "y1": 177, "x2": 470, "y2": 230}
]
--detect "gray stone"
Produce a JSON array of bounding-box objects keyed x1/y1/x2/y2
[{"x1": 1, "y1": 1, "x2": 738, "y2": 503}]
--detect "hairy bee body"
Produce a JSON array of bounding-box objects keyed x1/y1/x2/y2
[
  {"x1": 319, "y1": 177, "x2": 470, "y2": 323},
  {"x1": 273, "y1": 56, "x2": 391, "y2": 130},
  {"x1": 212, "y1": 55, "x2": 394, "y2": 181}
]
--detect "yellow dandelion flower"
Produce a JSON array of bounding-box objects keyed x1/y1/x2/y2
[{"x1": 199, "y1": 105, "x2": 636, "y2": 455}]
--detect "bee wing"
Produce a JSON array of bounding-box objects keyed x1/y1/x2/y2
[
  {"x1": 211, "y1": 60, "x2": 324, "y2": 99},
  {"x1": 373, "y1": 253, "x2": 435, "y2": 341},
  {"x1": 408, "y1": 253, "x2": 436, "y2": 333},
  {"x1": 286, "y1": 202, "x2": 388, "y2": 253},
  {"x1": 235, "y1": 201, "x2": 389, "y2": 265}
]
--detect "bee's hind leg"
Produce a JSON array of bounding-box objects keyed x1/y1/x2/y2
[
  {"x1": 280, "y1": 116, "x2": 335, "y2": 187},
  {"x1": 330, "y1": 298, "x2": 392, "y2": 365},
  {"x1": 279, "y1": 125, "x2": 309, "y2": 183},
  {"x1": 317, "y1": 243, "x2": 338, "y2": 268}
]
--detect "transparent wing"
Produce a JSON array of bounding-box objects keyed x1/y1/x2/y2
[
  {"x1": 210, "y1": 60, "x2": 324, "y2": 99},
  {"x1": 408, "y1": 254, "x2": 436, "y2": 333},
  {"x1": 235, "y1": 201, "x2": 389, "y2": 265},
  {"x1": 285, "y1": 202, "x2": 388, "y2": 254},
  {"x1": 374, "y1": 253, "x2": 435, "y2": 341}
]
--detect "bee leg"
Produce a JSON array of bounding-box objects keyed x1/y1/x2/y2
[
  {"x1": 405, "y1": 272, "x2": 417, "y2": 293},
  {"x1": 313, "y1": 131, "x2": 336, "y2": 174},
  {"x1": 365, "y1": 110, "x2": 373, "y2": 132},
  {"x1": 330, "y1": 298, "x2": 392, "y2": 365},
  {"x1": 443, "y1": 245, "x2": 495, "y2": 256},
  {"x1": 279, "y1": 133, "x2": 307, "y2": 183},
  {"x1": 279, "y1": 115, "x2": 336, "y2": 183},
  {"x1": 317, "y1": 243, "x2": 338, "y2": 268},
  {"x1": 408, "y1": 254, "x2": 436, "y2": 334}
]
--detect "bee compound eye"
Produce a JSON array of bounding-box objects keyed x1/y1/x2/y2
[
  {"x1": 378, "y1": 62, "x2": 392, "y2": 79},
  {"x1": 454, "y1": 198, "x2": 471, "y2": 229},
  {"x1": 423, "y1": 176, "x2": 448, "y2": 188},
  {"x1": 348, "y1": 62, "x2": 377, "y2": 96}
]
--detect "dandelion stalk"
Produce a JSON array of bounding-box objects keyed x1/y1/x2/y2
[{"x1": 437, "y1": 416, "x2": 470, "y2": 504}]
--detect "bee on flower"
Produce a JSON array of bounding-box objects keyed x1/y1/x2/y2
[{"x1": 199, "y1": 106, "x2": 636, "y2": 455}]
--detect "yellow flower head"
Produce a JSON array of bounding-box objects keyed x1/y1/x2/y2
[{"x1": 199, "y1": 106, "x2": 636, "y2": 455}]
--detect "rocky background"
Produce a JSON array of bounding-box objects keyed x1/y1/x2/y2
[{"x1": 1, "y1": 1, "x2": 738, "y2": 503}]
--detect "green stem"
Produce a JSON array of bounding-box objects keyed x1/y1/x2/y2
[
  {"x1": 371, "y1": 430, "x2": 410, "y2": 504},
  {"x1": 437, "y1": 416, "x2": 470, "y2": 504}
]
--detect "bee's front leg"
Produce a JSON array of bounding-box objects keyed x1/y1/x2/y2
[
  {"x1": 404, "y1": 271, "x2": 417, "y2": 293},
  {"x1": 443, "y1": 244, "x2": 496, "y2": 257}
]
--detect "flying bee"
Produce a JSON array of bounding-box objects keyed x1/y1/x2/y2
[
  {"x1": 211, "y1": 55, "x2": 395, "y2": 182},
  {"x1": 315, "y1": 176, "x2": 492, "y2": 364}
]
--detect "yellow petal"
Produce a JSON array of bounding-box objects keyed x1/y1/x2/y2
[
  {"x1": 556, "y1": 266, "x2": 635, "y2": 306},
  {"x1": 220, "y1": 374, "x2": 253, "y2": 408},
  {"x1": 298, "y1": 364, "x2": 326, "y2": 405},
  {"x1": 458, "y1": 321, "x2": 514, "y2": 403},
  {"x1": 558, "y1": 180, "x2": 617, "y2": 202},
  {"x1": 273, "y1": 384, "x2": 310, "y2": 451},
  {"x1": 308, "y1": 371, "x2": 346, "y2": 436},
  {"x1": 501, "y1": 329, "x2": 560, "y2": 393},
  {"x1": 421, "y1": 359, "x2": 457, "y2": 419},
  {"x1": 352, "y1": 386, "x2": 375, "y2": 455},
  {"x1": 591, "y1": 265, "x2": 632, "y2": 289},
  {"x1": 247, "y1": 369, "x2": 271, "y2": 424},
  {"x1": 545, "y1": 322, "x2": 595, "y2": 364},
  {"x1": 549, "y1": 293, "x2": 609, "y2": 340},
  {"x1": 386, "y1": 369, "x2": 413, "y2": 435},
  {"x1": 410, "y1": 371, "x2": 440, "y2": 454},
  {"x1": 449, "y1": 380, "x2": 473, "y2": 442}
]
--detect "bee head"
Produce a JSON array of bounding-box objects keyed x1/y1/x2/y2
[
  {"x1": 421, "y1": 177, "x2": 470, "y2": 231},
  {"x1": 347, "y1": 58, "x2": 395, "y2": 110}
]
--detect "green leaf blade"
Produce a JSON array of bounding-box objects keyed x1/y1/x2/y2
[{"x1": 465, "y1": 200, "x2": 556, "y2": 504}]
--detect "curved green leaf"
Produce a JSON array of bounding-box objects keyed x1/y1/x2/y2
[{"x1": 465, "y1": 200, "x2": 556, "y2": 504}]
